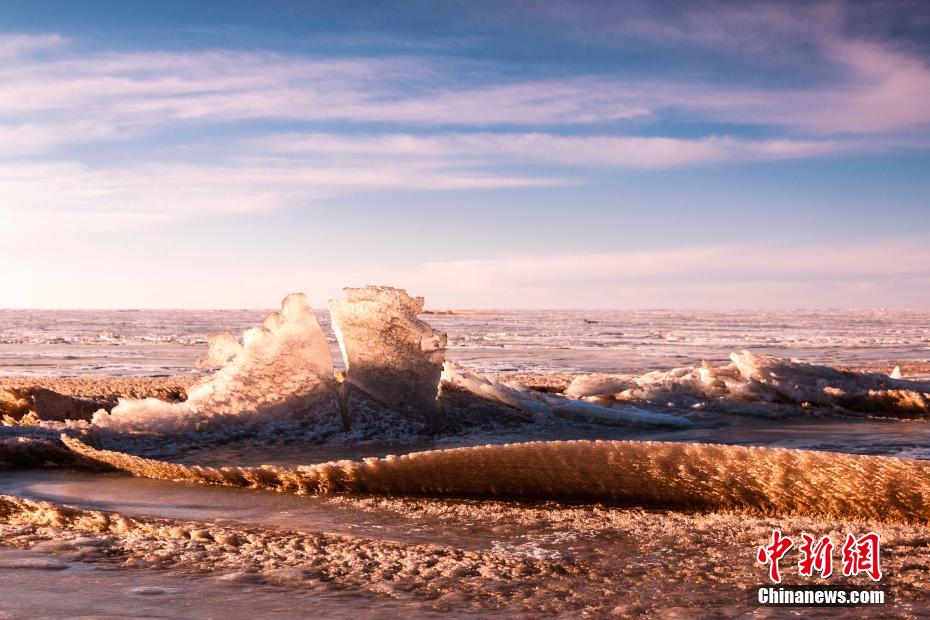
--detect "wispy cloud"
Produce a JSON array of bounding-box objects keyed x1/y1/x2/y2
[
  {"x1": 0, "y1": 41, "x2": 650, "y2": 138},
  {"x1": 2, "y1": 18, "x2": 929, "y2": 151},
  {"x1": 418, "y1": 238, "x2": 930, "y2": 286},
  {"x1": 474, "y1": 2, "x2": 930, "y2": 134},
  {"x1": 519, "y1": 1, "x2": 845, "y2": 60},
  {"x1": 256, "y1": 132, "x2": 848, "y2": 168},
  {"x1": 3, "y1": 128, "x2": 849, "y2": 235},
  {"x1": 1, "y1": 6, "x2": 929, "y2": 235},
  {"x1": 0, "y1": 157, "x2": 556, "y2": 234}
]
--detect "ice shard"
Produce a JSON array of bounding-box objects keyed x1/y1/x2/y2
[
  {"x1": 564, "y1": 373, "x2": 633, "y2": 399},
  {"x1": 441, "y1": 362, "x2": 549, "y2": 414},
  {"x1": 329, "y1": 286, "x2": 447, "y2": 415},
  {"x1": 92, "y1": 293, "x2": 341, "y2": 434}
]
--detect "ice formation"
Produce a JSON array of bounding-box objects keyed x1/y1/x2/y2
[
  {"x1": 440, "y1": 362, "x2": 691, "y2": 428},
  {"x1": 9, "y1": 289, "x2": 924, "y2": 439},
  {"x1": 91, "y1": 294, "x2": 340, "y2": 434},
  {"x1": 329, "y1": 286, "x2": 447, "y2": 416},
  {"x1": 569, "y1": 350, "x2": 930, "y2": 417},
  {"x1": 565, "y1": 374, "x2": 632, "y2": 400},
  {"x1": 0, "y1": 435, "x2": 88, "y2": 469},
  {"x1": 62, "y1": 435, "x2": 930, "y2": 523},
  {"x1": 56, "y1": 284, "x2": 692, "y2": 438},
  {"x1": 440, "y1": 362, "x2": 548, "y2": 414},
  {"x1": 1, "y1": 386, "x2": 100, "y2": 423}
]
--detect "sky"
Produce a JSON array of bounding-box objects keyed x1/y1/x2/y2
[{"x1": 1, "y1": 0, "x2": 929, "y2": 309}]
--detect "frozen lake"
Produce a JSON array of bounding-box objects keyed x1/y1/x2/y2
[{"x1": 1, "y1": 308, "x2": 927, "y2": 376}]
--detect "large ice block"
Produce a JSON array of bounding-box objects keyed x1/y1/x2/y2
[
  {"x1": 92, "y1": 293, "x2": 340, "y2": 434},
  {"x1": 329, "y1": 286, "x2": 447, "y2": 415}
]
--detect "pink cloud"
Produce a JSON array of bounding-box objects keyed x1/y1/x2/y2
[
  {"x1": 256, "y1": 132, "x2": 848, "y2": 168},
  {"x1": 2, "y1": 29, "x2": 929, "y2": 142},
  {"x1": 0, "y1": 156, "x2": 558, "y2": 235}
]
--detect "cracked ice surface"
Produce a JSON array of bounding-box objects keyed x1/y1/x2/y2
[
  {"x1": 329, "y1": 286, "x2": 447, "y2": 415},
  {"x1": 91, "y1": 294, "x2": 340, "y2": 434}
]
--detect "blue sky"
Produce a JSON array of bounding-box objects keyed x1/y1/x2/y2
[{"x1": 1, "y1": 0, "x2": 929, "y2": 308}]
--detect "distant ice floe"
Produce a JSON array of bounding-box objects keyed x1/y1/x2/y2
[{"x1": 567, "y1": 350, "x2": 930, "y2": 417}]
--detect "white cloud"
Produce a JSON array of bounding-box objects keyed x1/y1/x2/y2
[
  {"x1": 0, "y1": 43, "x2": 650, "y2": 136},
  {"x1": 0, "y1": 128, "x2": 846, "y2": 235},
  {"x1": 0, "y1": 25, "x2": 928, "y2": 235},
  {"x1": 0, "y1": 157, "x2": 557, "y2": 234},
  {"x1": 257, "y1": 132, "x2": 847, "y2": 168},
  {"x1": 1, "y1": 27, "x2": 929, "y2": 148},
  {"x1": 517, "y1": 2, "x2": 930, "y2": 134}
]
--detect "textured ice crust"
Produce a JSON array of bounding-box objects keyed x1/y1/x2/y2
[
  {"x1": 329, "y1": 286, "x2": 447, "y2": 416},
  {"x1": 0, "y1": 434, "x2": 88, "y2": 469},
  {"x1": 568, "y1": 350, "x2": 930, "y2": 417},
  {"x1": 5, "y1": 491, "x2": 930, "y2": 616},
  {"x1": 0, "y1": 493, "x2": 576, "y2": 615},
  {"x1": 92, "y1": 294, "x2": 340, "y2": 434},
  {"x1": 62, "y1": 435, "x2": 930, "y2": 523}
]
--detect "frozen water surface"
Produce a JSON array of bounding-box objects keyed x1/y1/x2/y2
[
  {"x1": 1, "y1": 308, "x2": 927, "y2": 376},
  {"x1": 0, "y1": 469, "x2": 602, "y2": 553},
  {"x1": 0, "y1": 548, "x2": 432, "y2": 619}
]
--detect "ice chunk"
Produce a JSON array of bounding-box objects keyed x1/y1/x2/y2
[
  {"x1": 0, "y1": 434, "x2": 82, "y2": 469},
  {"x1": 0, "y1": 389, "x2": 32, "y2": 420},
  {"x1": 441, "y1": 362, "x2": 690, "y2": 427},
  {"x1": 0, "y1": 387, "x2": 99, "y2": 423},
  {"x1": 564, "y1": 373, "x2": 633, "y2": 399},
  {"x1": 613, "y1": 350, "x2": 930, "y2": 417},
  {"x1": 92, "y1": 294, "x2": 340, "y2": 434},
  {"x1": 441, "y1": 362, "x2": 546, "y2": 413},
  {"x1": 329, "y1": 286, "x2": 447, "y2": 415}
]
